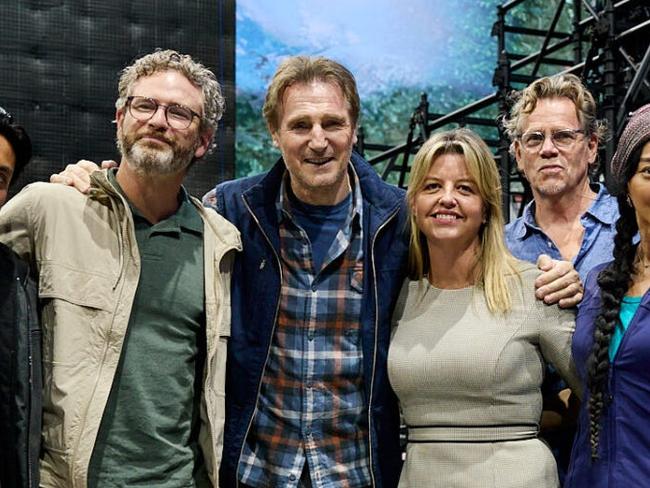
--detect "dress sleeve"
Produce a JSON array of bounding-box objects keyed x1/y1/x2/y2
[
  {"x1": 538, "y1": 301, "x2": 583, "y2": 400},
  {"x1": 390, "y1": 278, "x2": 413, "y2": 339}
]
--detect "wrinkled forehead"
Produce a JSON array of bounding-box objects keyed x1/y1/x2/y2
[{"x1": 279, "y1": 80, "x2": 353, "y2": 115}]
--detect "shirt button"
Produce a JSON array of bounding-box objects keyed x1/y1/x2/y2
[
  {"x1": 289, "y1": 474, "x2": 296, "y2": 481},
  {"x1": 308, "y1": 331, "x2": 314, "y2": 341},
  {"x1": 305, "y1": 428, "x2": 312, "y2": 436},
  {"x1": 306, "y1": 381, "x2": 313, "y2": 389}
]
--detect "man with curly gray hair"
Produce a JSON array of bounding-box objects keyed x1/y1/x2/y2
[{"x1": 0, "y1": 50, "x2": 240, "y2": 487}]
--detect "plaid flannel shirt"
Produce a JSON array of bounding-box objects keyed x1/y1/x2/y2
[{"x1": 239, "y1": 170, "x2": 371, "y2": 488}]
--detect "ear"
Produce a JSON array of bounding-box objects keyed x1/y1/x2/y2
[
  {"x1": 193, "y1": 129, "x2": 214, "y2": 159},
  {"x1": 352, "y1": 126, "x2": 358, "y2": 146},
  {"x1": 586, "y1": 132, "x2": 598, "y2": 165},
  {"x1": 115, "y1": 107, "x2": 125, "y2": 126},
  {"x1": 269, "y1": 125, "x2": 280, "y2": 148},
  {"x1": 513, "y1": 140, "x2": 525, "y2": 173}
]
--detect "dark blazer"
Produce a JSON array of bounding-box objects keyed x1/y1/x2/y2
[
  {"x1": 0, "y1": 242, "x2": 41, "y2": 488},
  {"x1": 214, "y1": 152, "x2": 409, "y2": 487}
]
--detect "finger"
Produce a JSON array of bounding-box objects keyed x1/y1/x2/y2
[
  {"x1": 49, "y1": 173, "x2": 72, "y2": 185},
  {"x1": 558, "y1": 290, "x2": 584, "y2": 309},
  {"x1": 100, "y1": 160, "x2": 118, "y2": 169},
  {"x1": 535, "y1": 270, "x2": 581, "y2": 299},
  {"x1": 50, "y1": 164, "x2": 93, "y2": 193},
  {"x1": 534, "y1": 260, "x2": 573, "y2": 288},
  {"x1": 539, "y1": 281, "x2": 584, "y2": 306},
  {"x1": 536, "y1": 254, "x2": 554, "y2": 272},
  {"x1": 76, "y1": 160, "x2": 101, "y2": 173}
]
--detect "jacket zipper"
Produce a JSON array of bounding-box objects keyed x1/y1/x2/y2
[
  {"x1": 236, "y1": 195, "x2": 284, "y2": 488},
  {"x1": 18, "y1": 274, "x2": 34, "y2": 488},
  {"x1": 367, "y1": 206, "x2": 400, "y2": 488}
]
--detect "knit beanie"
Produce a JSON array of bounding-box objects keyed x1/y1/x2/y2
[{"x1": 609, "y1": 103, "x2": 650, "y2": 195}]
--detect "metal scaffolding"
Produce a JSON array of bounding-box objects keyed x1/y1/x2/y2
[{"x1": 356, "y1": 0, "x2": 650, "y2": 220}]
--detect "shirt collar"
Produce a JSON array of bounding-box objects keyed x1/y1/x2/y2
[
  {"x1": 276, "y1": 163, "x2": 363, "y2": 227},
  {"x1": 107, "y1": 168, "x2": 203, "y2": 235},
  {"x1": 583, "y1": 184, "x2": 617, "y2": 225},
  {"x1": 517, "y1": 183, "x2": 616, "y2": 238}
]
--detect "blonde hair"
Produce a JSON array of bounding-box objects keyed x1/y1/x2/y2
[
  {"x1": 407, "y1": 128, "x2": 519, "y2": 314},
  {"x1": 502, "y1": 73, "x2": 607, "y2": 144},
  {"x1": 263, "y1": 56, "x2": 360, "y2": 132}
]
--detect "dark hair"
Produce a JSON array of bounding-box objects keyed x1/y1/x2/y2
[
  {"x1": 0, "y1": 111, "x2": 32, "y2": 185},
  {"x1": 586, "y1": 145, "x2": 641, "y2": 460}
]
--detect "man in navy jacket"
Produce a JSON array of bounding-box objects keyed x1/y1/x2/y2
[
  {"x1": 214, "y1": 57, "x2": 408, "y2": 488},
  {"x1": 53, "y1": 56, "x2": 583, "y2": 488}
]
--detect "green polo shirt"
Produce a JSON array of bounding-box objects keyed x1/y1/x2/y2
[{"x1": 88, "y1": 170, "x2": 209, "y2": 487}]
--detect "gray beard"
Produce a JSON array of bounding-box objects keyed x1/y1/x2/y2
[{"x1": 117, "y1": 131, "x2": 197, "y2": 176}]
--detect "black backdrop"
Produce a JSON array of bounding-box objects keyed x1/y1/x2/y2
[{"x1": 0, "y1": 0, "x2": 235, "y2": 199}]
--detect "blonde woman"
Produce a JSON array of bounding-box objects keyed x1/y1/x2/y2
[{"x1": 388, "y1": 128, "x2": 582, "y2": 487}]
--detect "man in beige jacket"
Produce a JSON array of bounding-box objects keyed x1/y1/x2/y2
[{"x1": 0, "y1": 50, "x2": 241, "y2": 488}]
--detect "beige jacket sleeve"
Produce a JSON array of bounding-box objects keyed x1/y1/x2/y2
[{"x1": 0, "y1": 184, "x2": 38, "y2": 267}]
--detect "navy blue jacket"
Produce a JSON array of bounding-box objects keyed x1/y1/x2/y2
[
  {"x1": 567, "y1": 262, "x2": 650, "y2": 487},
  {"x1": 215, "y1": 152, "x2": 409, "y2": 487}
]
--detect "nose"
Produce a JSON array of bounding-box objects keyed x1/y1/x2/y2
[
  {"x1": 438, "y1": 187, "x2": 457, "y2": 207},
  {"x1": 148, "y1": 105, "x2": 169, "y2": 128},
  {"x1": 539, "y1": 133, "x2": 558, "y2": 157},
  {"x1": 308, "y1": 125, "x2": 328, "y2": 152}
]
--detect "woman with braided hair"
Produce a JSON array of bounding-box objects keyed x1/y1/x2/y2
[{"x1": 566, "y1": 103, "x2": 650, "y2": 487}]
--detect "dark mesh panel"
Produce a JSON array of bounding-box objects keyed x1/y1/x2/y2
[{"x1": 1, "y1": 0, "x2": 235, "y2": 199}]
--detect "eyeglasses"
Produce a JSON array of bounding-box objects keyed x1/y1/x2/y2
[
  {"x1": 518, "y1": 128, "x2": 585, "y2": 151},
  {"x1": 0, "y1": 106, "x2": 13, "y2": 125},
  {"x1": 126, "y1": 96, "x2": 201, "y2": 130}
]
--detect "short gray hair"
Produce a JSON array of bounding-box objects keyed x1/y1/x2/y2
[{"x1": 116, "y1": 49, "x2": 224, "y2": 145}]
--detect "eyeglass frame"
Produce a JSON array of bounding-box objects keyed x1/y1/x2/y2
[
  {"x1": 517, "y1": 128, "x2": 587, "y2": 152},
  {"x1": 125, "y1": 96, "x2": 202, "y2": 129}
]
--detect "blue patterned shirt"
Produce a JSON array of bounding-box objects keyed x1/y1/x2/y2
[
  {"x1": 505, "y1": 184, "x2": 619, "y2": 281},
  {"x1": 239, "y1": 168, "x2": 371, "y2": 488}
]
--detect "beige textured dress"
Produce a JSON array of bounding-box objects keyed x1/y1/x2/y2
[{"x1": 388, "y1": 262, "x2": 581, "y2": 488}]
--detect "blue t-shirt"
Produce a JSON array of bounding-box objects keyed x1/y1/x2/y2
[{"x1": 288, "y1": 191, "x2": 352, "y2": 273}]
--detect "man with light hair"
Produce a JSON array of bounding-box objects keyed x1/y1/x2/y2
[
  {"x1": 504, "y1": 73, "x2": 617, "y2": 279},
  {"x1": 0, "y1": 50, "x2": 240, "y2": 487},
  {"x1": 503, "y1": 73, "x2": 618, "y2": 481}
]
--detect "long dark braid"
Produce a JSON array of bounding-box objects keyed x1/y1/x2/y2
[{"x1": 586, "y1": 194, "x2": 638, "y2": 460}]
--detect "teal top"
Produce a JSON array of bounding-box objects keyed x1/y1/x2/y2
[
  {"x1": 610, "y1": 295, "x2": 642, "y2": 362},
  {"x1": 88, "y1": 170, "x2": 209, "y2": 487}
]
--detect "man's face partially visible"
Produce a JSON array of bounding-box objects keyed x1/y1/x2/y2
[
  {"x1": 116, "y1": 70, "x2": 211, "y2": 176},
  {"x1": 270, "y1": 80, "x2": 357, "y2": 206},
  {"x1": 0, "y1": 134, "x2": 16, "y2": 208}
]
